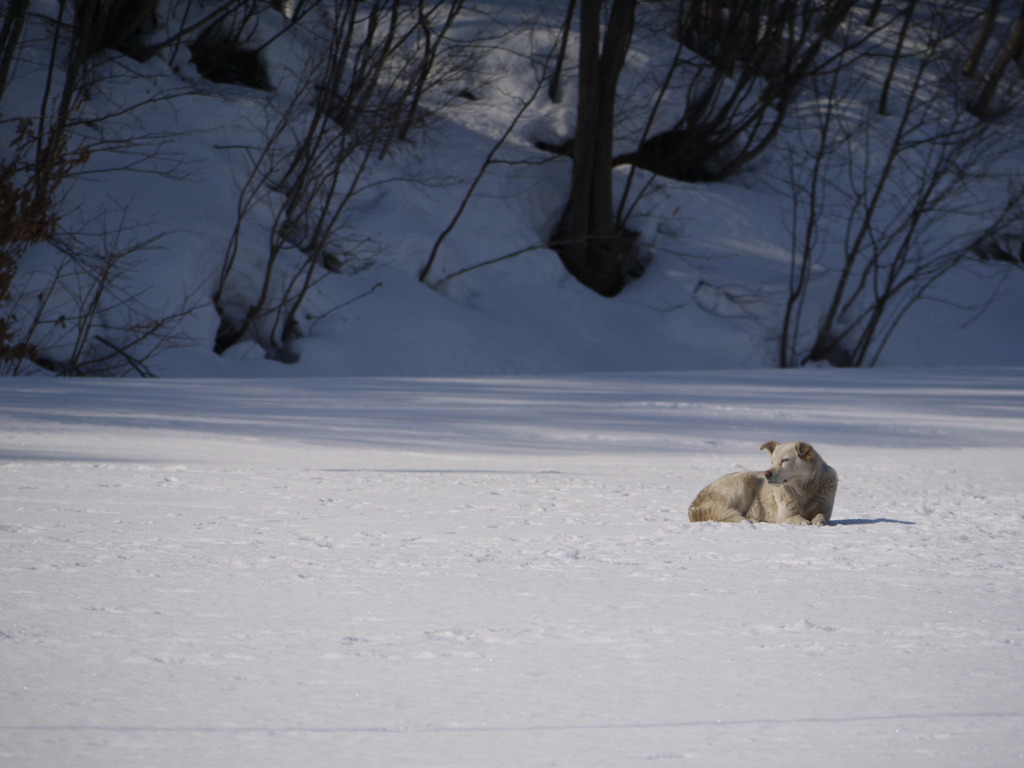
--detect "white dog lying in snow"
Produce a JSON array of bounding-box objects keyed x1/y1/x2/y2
[{"x1": 688, "y1": 441, "x2": 838, "y2": 526}]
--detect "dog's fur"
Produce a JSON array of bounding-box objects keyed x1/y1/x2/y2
[{"x1": 688, "y1": 441, "x2": 837, "y2": 526}]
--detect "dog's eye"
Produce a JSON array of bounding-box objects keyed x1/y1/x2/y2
[{"x1": 780, "y1": 458, "x2": 790, "y2": 464}]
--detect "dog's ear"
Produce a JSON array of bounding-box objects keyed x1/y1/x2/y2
[
  {"x1": 760, "y1": 441, "x2": 779, "y2": 454},
  {"x1": 797, "y1": 442, "x2": 814, "y2": 460}
]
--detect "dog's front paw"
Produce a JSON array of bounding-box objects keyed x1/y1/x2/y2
[{"x1": 810, "y1": 514, "x2": 827, "y2": 526}]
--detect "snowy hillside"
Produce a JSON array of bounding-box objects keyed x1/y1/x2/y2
[
  {"x1": 2, "y1": 1, "x2": 1022, "y2": 377},
  {"x1": 2, "y1": 368, "x2": 1023, "y2": 766}
]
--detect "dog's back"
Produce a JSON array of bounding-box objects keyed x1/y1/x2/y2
[{"x1": 688, "y1": 470, "x2": 774, "y2": 524}]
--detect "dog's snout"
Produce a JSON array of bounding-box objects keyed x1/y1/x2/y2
[{"x1": 764, "y1": 469, "x2": 772, "y2": 479}]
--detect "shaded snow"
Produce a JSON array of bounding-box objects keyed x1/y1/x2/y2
[{"x1": 2, "y1": 368, "x2": 1023, "y2": 766}]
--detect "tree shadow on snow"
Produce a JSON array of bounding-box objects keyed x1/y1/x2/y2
[{"x1": 833, "y1": 518, "x2": 916, "y2": 526}]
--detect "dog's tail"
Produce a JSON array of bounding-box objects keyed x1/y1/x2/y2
[{"x1": 688, "y1": 502, "x2": 714, "y2": 522}]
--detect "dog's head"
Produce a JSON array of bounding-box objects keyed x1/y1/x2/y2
[{"x1": 760, "y1": 441, "x2": 819, "y2": 486}]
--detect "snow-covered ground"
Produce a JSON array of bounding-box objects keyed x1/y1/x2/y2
[{"x1": 2, "y1": 367, "x2": 1023, "y2": 767}]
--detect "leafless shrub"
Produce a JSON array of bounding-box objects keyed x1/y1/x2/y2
[
  {"x1": 1, "y1": 109, "x2": 89, "y2": 370},
  {"x1": 214, "y1": 0, "x2": 469, "y2": 360},
  {"x1": 777, "y1": 31, "x2": 1024, "y2": 367},
  {"x1": 5, "y1": 206, "x2": 202, "y2": 376},
  {"x1": 1, "y1": 2, "x2": 211, "y2": 375},
  {"x1": 621, "y1": 0, "x2": 868, "y2": 184}
]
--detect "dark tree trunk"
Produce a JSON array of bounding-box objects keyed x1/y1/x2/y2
[
  {"x1": 968, "y1": 5, "x2": 1024, "y2": 118},
  {"x1": 555, "y1": 0, "x2": 637, "y2": 297},
  {"x1": 879, "y1": 0, "x2": 918, "y2": 115},
  {"x1": 962, "y1": 0, "x2": 1001, "y2": 78},
  {"x1": 549, "y1": 0, "x2": 578, "y2": 103},
  {"x1": 0, "y1": 0, "x2": 28, "y2": 100}
]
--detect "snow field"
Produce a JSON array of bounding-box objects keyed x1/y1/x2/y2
[{"x1": 1, "y1": 368, "x2": 1023, "y2": 766}]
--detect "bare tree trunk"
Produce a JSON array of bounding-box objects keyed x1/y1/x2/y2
[
  {"x1": 879, "y1": 0, "x2": 918, "y2": 115},
  {"x1": 968, "y1": 6, "x2": 1024, "y2": 118},
  {"x1": 549, "y1": 0, "x2": 578, "y2": 103},
  {"x1": 866, "y1": 0, "x2": 885, "y2": 27},
  {"x1": 0, "y1": 0, "x2": 28, "y2": 100},
  {"x1": 962, "y1": 0, "x2": 1001, "y2": 77},
  {"x1": 556, "y1": 0, "x2": 637, "y2": 297}
]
